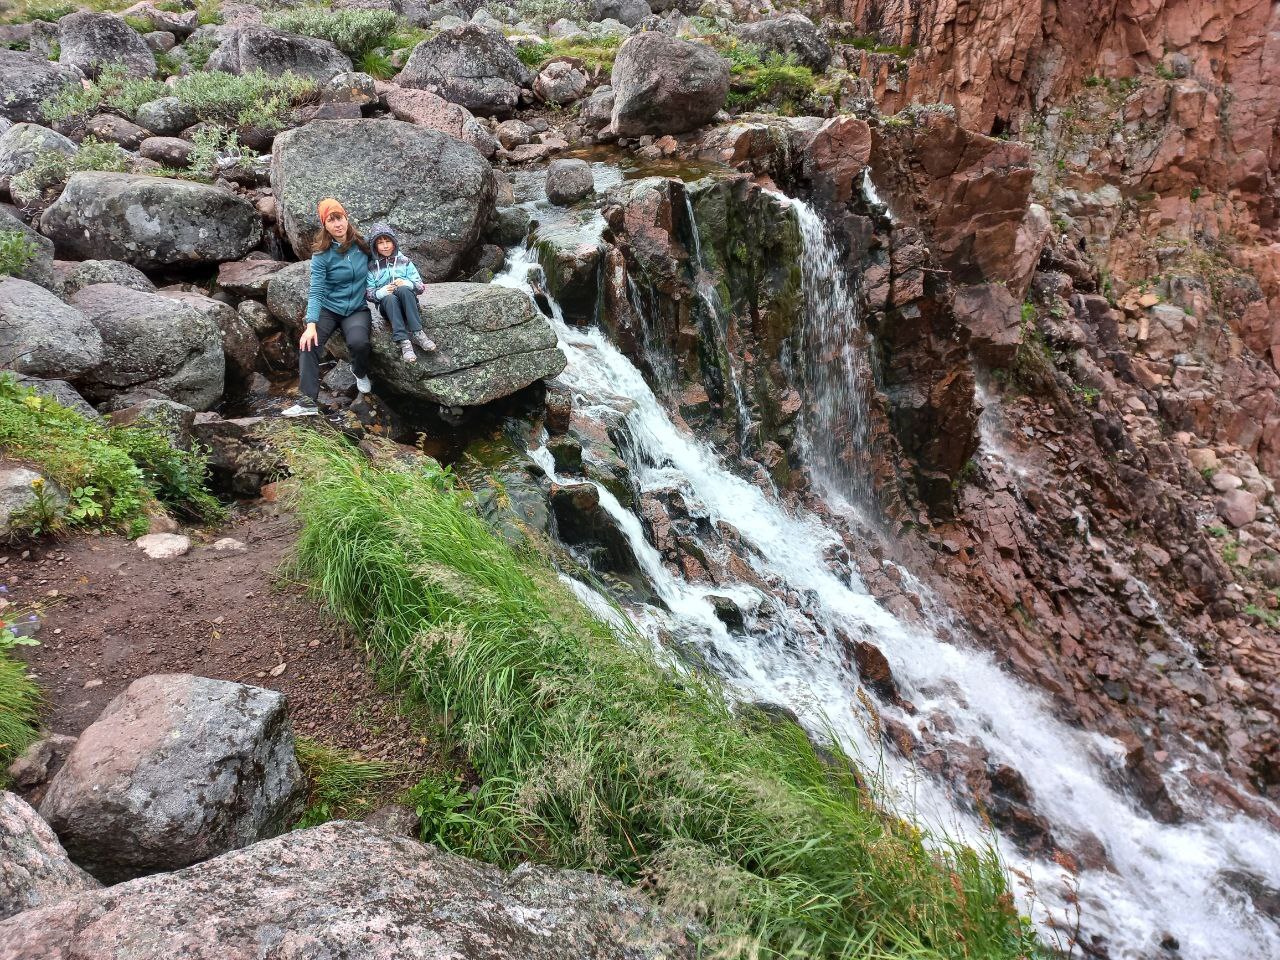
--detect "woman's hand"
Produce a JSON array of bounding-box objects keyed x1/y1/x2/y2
[{"x1": 299, "y1": 323, "x2": 318, "y2": 351}]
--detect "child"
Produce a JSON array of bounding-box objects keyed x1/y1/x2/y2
[{"x1": 365, "y1": 223, "x2": 436, "y2": 363}]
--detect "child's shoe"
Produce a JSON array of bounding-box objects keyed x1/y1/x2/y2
[
  {"x1": 411, "y1": 330, "x2": 436, "y2": 352},
  {"x1": 400, "y1": 340, "x2": 417, "y2": 363}
]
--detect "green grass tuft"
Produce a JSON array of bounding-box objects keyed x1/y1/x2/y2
[
  {"x1": 0, "y1": 649, "x2": 41, "y2": 775},
  {"x1": 294, "y1": 737, "x2": 406, "y2": 827},
  {"x1": 516, "y1": 33, "x2": 621, "y2": 71},
  {"x1": 281, "y1": 428, "x2": 1040, "y2": 960}
]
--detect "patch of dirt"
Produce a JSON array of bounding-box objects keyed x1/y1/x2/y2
[{"x1": 4, "y1": 508, "x2": 441, "y2": 784}]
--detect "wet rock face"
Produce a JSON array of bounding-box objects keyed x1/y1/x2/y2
[
  {"x1": 39, "y1": 173, "x2": 262, "y2": 269},
  {"x1": 271, "y1": 118, "x2": 495, "y2": 281},
  {"x1": 38, "y1": 674, "x2": 306, "y2": 884},
  {"x1": 395, "y1": 24, "x2": 533, "y2": 118},
  {"x1": 609, "y1": 32, "x2": 730, "y2": 137},
  {"x1": 0, "y1": 821, "x2": 700, "y2": 959},
  {"x1": 0, "y1": 791, "x2": 99, "y2": 921}
]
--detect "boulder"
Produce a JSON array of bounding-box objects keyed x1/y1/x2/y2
[
  {"x1": 271, "y1": 119, "x2": 495, "y2": 281},
  {"x1": 534, "y1": 60, "x2": 588, "y2": 105},
  {"x1": 138, "y1": 135, "x2": 193, "y2": 167},
  {"x1": 0, "y1": 50, "x2": 82, "y2": 125},
  {"x1": 0, "y1": 123, "x2": 76, "y2": 185},
  {"x1": 135, "y1": 96, "x2": 199, "y2": 136},
  {"x1": 190, "y1": 414, "x2": 284, "y2": 496},
  {"x1": 216, "y1": 258, "x2": 288, "y2": 299},
  {"x1": 161, "y1": 289, "x2": 260, "y2": 390},
  {"x1": 733, "y1": 13, "x2": 831, "y2": 71},
  {"x1": 206, "y1": 25, "x2": 352, "y2": 81},
  {"x1": 71, "y1": 283, "x2": 225, "y2": 411},
  {"x1": 40, "y1": 173, "x2": 262, "y2": 269},
  {"x1": 0, "y1": 278, "x2": 103, "y2": 379},
  {"x1": 953, "y1": 283, "x2": 1024, "y2": 366},
  {"x1": 396, "y1": 24, "x2": 533, "y2": 118},
  {"x1": 593, "y1": 0, "x2": 651, "y2": 27},
  {"x1": 53, "y1": 258, "x2": 156, "y2": 298},
  {"x1": 121, "y1": 1, "x2": 198, "y2": 38},
  {"x1": 58, "y1": 11, "x2": 157, "y2": 79},
  {"x1": 6, "y1": 374, "x2": 98, "y2": 420},
  {"x1": 83, "y1": 113, "x2": 150, "y2": 150},
  {"x1": 134, "y1": 531, "x2": 192, "y2": 559},
  {"x1": 382, "y1": 85, "x2": 499, "y2": 157},
  {"x1": 582, "y1": 84, "x2": 614, "y2": 130},
  {"x1": 0, "y1": 791, "x2": 99, "y2": 921},
  {"x1": 269, "y1": 268, "x2": 565, "y2": 405},
  {"x1": 545, "y1": 158, "x2": 594, "y2": 205},
  {"x1": 1217, "y1": 489, "x2": 1258, "y2": 528},
  {"x1": 0, "y1": 205, "x2": 55, "y2": 290},
  {"x1": 609, "y1": 32, "x2": 729, "y2": 137},
  {"x1": 0, "y1": 821, "x2": 698, "y2": 958},
  {"x1": 0, "y1": 466, "x2": 67, "y2": 537},
  {"x1": 38, "y1": 674, "x2": 305, "y2": 884}
]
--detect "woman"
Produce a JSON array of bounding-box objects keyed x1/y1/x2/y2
[{"x1": 282, "y1": 198, "x2": 375, "y2": 417}]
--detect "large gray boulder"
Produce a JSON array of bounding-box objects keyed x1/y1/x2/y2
[
  {"x1": 733, "y1": 13, "x2": 831, "y2": 71},
  {"x1": 161, "y1": 289, "x2": 260, "y2": 390},
  {"x1": 58, "y1": 11, "x2": 157, "y2": 79},
  {"x1": 0, "y1": 791, "x2": 100, "y2": 921},
  {"x1": 206, "y1": 25, "x2": 352, "y2": 81},
  {"x1": 396, "y1": 23, "x2": 533, "y2": 117},
  {"x1": 609, "y1": 32, "x2": 728, "y2": 137},
  {"x1": 268, "y1": 267, "x2": 565, "y2": 405},
  {"x1": 271, "y1": 119, "x2": 494, "y2": 281},
  {"x1": 593, "y1": 0, "x2": 651, "y2": 26},
  {"x1": 0, "y1": 821, "x2": 698, "y2": 959},
  {"x1": 53, "y1": 258, "x2": 157, "y2": 298},
  {"x1": 0, "y1": 278, "x2": 103, "y2": 379},
  {"x1": 71, "y1": 284, "x2": 225, "y2": 410},
  {"x1": 40, "y1": 173, "x2": 261, "y2": 269},
  {"x1": 37, "y1": 674, "x2": 305, "y2": 885},
  {"x1": 0, "y1": 205, "x2": 55, "y2": 290},
  {"x1": 0, "y1": 123, "x2": 76, "y2": 184},
  {"x1": 545, "y1": 158, "x2": 594, "y2": 205},
  {"x1": 0, "y1": 50, "x2": 82, "y2": 125}
]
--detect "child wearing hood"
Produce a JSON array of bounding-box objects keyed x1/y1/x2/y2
[{"x1": 366, "y1": 222, "x2": 436, "y2": 363}]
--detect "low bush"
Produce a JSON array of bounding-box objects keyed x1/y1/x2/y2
[
  {"x1": 10, "y1": 137, "x2": 128, "y2": 205},
  {"x1": 715, "y1": 41, "x2": 815, "y2": 114},
  {"x1": 0, "y1": 231, "x2": 38, "y2": 277},
  {"x1": 170, "y1": 68, "x2": 317, "y2": 132},
  {"x1": 264, "y1": 6, "x2": 399, "y2": 58},
  {"x1": 0, "y1": 375, "x2": 224, "y2": 537},
  {"x1": 41, "y1": 62, "x2": 166, "y2": 124},
  {"x1": 283, "y1": 428, "x2": 1039, "y2": 960}
]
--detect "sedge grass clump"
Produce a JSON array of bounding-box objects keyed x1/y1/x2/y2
[
  {"x1": 281, "y1": 428, "x2": 1040, "y2": 960},
  {"x1": 0, "y1": 647, "x2": 41, "y2": 774},
  {"x1": 516, "y1": 32, "x2": 621, "y2": 71},
  {"x1": 294, "y1": 738, "x2": 406, "y2": 827},
  {"x1": 0, "y1": 375, "x2": 224, "y2": 535}
]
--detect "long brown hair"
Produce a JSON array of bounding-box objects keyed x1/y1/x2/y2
[{"x1": 311, "y1": 219, "x2": 369, "y2": 256}]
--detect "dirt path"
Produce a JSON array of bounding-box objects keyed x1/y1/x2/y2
[{"x1": 4, "y1": 507, "x2": 435, "y2": 773}]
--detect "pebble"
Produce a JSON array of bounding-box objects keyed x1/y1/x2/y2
[
  {"x1": 269, "y1": 662, "x2": 287, "y2": 677},
  {"x1": 212, "y1": 537, "x2": 247, "y2": 552},
  {"x1": 83, "y1": 678, "x2": 103, "y2": 690},
  {"x1": 135, "y1": 533, "x2": 192, "y2": 560}
]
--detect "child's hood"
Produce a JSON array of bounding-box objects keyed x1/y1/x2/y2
[{"x1": 367, "y1": 222, "x2": 399, "y2": 259}]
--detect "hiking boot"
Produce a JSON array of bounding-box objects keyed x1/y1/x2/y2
[
  {"x1": 281, "y1": 400, "x2": 319, "y2": 418},
  {"x1": 399, "y1": 340, "x2": 417, "y2": 363},
  {"x1": 411, "y1": 329, "x2": 436, "y2": 352},
  {"x1": 354, "y1": 374, "x2": 372, "y2": 394}
]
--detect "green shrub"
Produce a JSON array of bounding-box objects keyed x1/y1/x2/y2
[
  {"x1": 40, "y1": 62, "x2": 166, "y2": 123},
  {"x1": 264, "y1": 6, "x2": 399, "y2": 57},
  {"x1": 357, "y1": 49, "x2": 396, "y2": 81},
  {"x1": 515, "y1": 33, "x2": 621, "y2": 71},
  {"x1": 170, "y1": 69, "x2": 317, "y2": 132},
  {"x1": 11, "y1": 137, "x2": 128, "y2": 205},
  {"x1": 722, "y1": 47, "x2": 814, "y2": 113},
  {"x1": 514, "y1": 0, "x2": 590, "y2": 27},
  {"x1": 0, "y1": 231, "x2": 38, "y2": 277},
  {"x1": 122, "y1": 13, "x2": 153, "y2": 33},
  {"x1": 179, "y1": 31, "x2": 219, "y2": 70},
  {"x1": 0, "y1": 375, "x2": 224, "y2": 535},
  {"x1": 282, "y1": 429, "x2": 1038, "y2": 960}
]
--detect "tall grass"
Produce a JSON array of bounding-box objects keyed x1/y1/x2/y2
[
  {"x1": 283, "y1": 428, "x2": 1039, "y2": 960},
  {"x1": 0, "y1": 651, "x2": 41, "y2": 773}
]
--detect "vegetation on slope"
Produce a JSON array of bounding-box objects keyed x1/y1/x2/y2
[{"x1": 283, "y1": 427, "x2": 1039, "y2": 960}]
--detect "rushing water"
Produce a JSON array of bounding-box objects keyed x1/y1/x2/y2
[{"x1": 492, "y1": 189, "x2": 1280, "y2": 959}]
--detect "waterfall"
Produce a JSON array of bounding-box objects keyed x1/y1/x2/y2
[{"x1": 493, "y1": 199, "x2": 1280, "y2": 959}]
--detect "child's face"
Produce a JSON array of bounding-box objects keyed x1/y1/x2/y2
[{"x1": 376, "y1": 237, "x2": 395, "y2": 256}]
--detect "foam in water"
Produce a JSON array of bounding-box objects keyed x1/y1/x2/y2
[{"x1": 494, "y1": 207, "x2": 1280, "y2": 959}]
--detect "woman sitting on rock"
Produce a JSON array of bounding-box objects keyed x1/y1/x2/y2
[
  {"x1": 366, "y1": 222, "x2": 436, "y2": 364},
  {"x1": 282, "y1": 198, "x2": 375, "y2": 418}
]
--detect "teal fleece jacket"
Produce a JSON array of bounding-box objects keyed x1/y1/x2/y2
[{"x1": 305, "y1": 241, "x2": 371, "y2": 324}]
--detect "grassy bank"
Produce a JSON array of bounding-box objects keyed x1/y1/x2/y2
[{"x1": 283, "y1": 428, "x2": 1039, "y2": 960}]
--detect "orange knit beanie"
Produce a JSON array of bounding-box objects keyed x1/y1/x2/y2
[{"x1": 317, "y1": 198, "x2": 347, "y2": 223}]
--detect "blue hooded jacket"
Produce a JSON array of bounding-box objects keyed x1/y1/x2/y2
[{"x1": 365, "y1": 223, "x2": 425, "y2": 301}]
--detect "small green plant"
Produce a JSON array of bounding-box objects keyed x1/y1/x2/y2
[
  {"x1": 40, "y1": 62, "x2": 166, "y2": 124},
  {"x1": 1206, "y1": 524, "x2": 1229, "y2": 538},
  {"x1": 1020, "y1": 301, "x2": 1036, "y2": 324},
  {"x1": 357, "y1": 49, "x2": 396, "y2": 81},
  {"x1": 294, "y1": 738, "x2": 405, "y2": 827},
  {"x1": 1190, "y1": 186, "x2": 1202, "y2": 201},
  {"x1": 11, "y1": 137, "x2": 128, "y2": 205},
  {"x1": 1244, "y1": 603, "x2": 1279, "y2": 630},
  {"x1": 180, "y1": 32, "x2": 219, "y2": 71},
  {"x1": 402, "y1": 774, "x2": 477, "y2": 847},
  {"x1": 194, "y1": 0, "x2": 221, "y2": 26},
  {"x1": 122, "y1": 13, "x2": 153, "y2": 33},
  {"x1": 0, "y1": 231, "x2": 37, "y2": 277},
  {"x1": 181, "y1": 124, "x2": 256, "y2": 182},
  {"x1": 1154, "y1": 62, "x2": 1177, "y2": 81},
  {"x1": 264, "y1": 6, "x2": 399, "y2": 58},
  {"x1": 515, "y1": 33, "x2": 621, "y2": 71},
  {"x1": 1073, "y1": 384, "x2": 1100, "y2": 406},
  {"x1": 171, "y1": 69, "x2": 317, "y2": 132},
  {"x1": 1221, "y1": 539, "x2": 1239, "y2": 566}
]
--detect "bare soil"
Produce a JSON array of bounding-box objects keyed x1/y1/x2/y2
[{"x1": 4, "y1": 507, "x2": 440, "y2": 781}]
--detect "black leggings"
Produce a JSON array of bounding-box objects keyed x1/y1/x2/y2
[{"x1": 298, "y1": 306, "x2": 371, "y2": 401}]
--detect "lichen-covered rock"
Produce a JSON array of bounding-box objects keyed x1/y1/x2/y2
[
  {"x1": 609, "y1": 32, "x2": 728, "y2": 137},
  {"x1": 0, "y1": 791, "x2": 99, "y2": 922},
  {"x1": 396, "y1": 23, "x2": 533, "y2": 117},
  {"x1": 0, "y1": 123, "x2": 76, "y2": 184},
  {"x1": 0, "y1": 50, "x2": 82, "y2": 125},
  {"x1": 0, "y1": 821, "x2": 699, "y2": 959},
  {"x1": 134, "y1": 96, "x2": 198, "y2": 136},
  {"x1": 534, "y1": 60, "x2": 588, "y2": 105},
  {"x1": 0, "y1": 465, "x2": 67, "y2": 537},
  {"x1": 0, "y1": 205, "x2": 55, "y2": 290},
  {"x1": 39, "y1": 173, "x2": 262, "y2": 269},
  {"x1": 206, "y1": 25, "x2": 351, "y2": 81},
  {"x1": 593, "y1": 0, "x2": 651, "y2": 27},
  {"x1": 71, "y1": 283, "x2": 225, "y2": 411},
  {"x1": 161, "y1": 289, "x2": 260, "y2": 391},
  {"x1": 0, "y1": 278, "x2": 103, "y2": 379},
  {"x1": 53, "y1": 258, "x2": 156, "y2": 298},
  {"x1": 733, "y1": 13, "x2": 831, "y2": 71},
  {"x1": 271, "y1": 118, "x2": 494, "y2": 281},
  {"x1": 38, "y1": 674, "x2": 305, "y2": 884},
  {"x1": 58, "y1": 11, "x2": 157, "y2": 79}
]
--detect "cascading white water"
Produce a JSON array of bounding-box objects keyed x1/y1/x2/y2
[{"x1": 493, "y1": 199, "x2": 1280, "y2": 959}]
